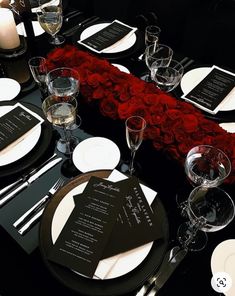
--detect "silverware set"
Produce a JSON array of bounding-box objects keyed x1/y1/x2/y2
[
  {"x1": 14, "y1": 177, "x2": 64, "y2": 236},
  {"x1": 63, "y1": 16, "x2": 100, "y2": 37}
]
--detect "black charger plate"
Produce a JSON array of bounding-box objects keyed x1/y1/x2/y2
[
  {"x1": 39, "y1": 170, "x2": 169, "y2": 296},
  {"x1": 0, "y1": 101, "x2": 54, "y2": 180}
]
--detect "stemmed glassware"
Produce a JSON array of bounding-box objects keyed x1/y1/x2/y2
[
  {"x1": 150, "y1": 59, "x2": 184, "y2": 92},
  {"x1": 177, "y1": 186, "x2": 235, "y2": 251},
  {"x1": 177, "y1": 145, "x2": 232, "y2": 216},
  {"x1": 125, "y1": 116, "x2": 146, "y2": 175},
  {"x1": 28, "y1": 56, "x2": 48, "y2": 100},
  {"x1": 37, "y1": 0, "x2": 65, "y2": 45},
  {"x1": 145, "y1": 25, "x2": 161, "y2": 47},
  {"x1": 42, "y1": 95, "x2": 77, "y2": 154}
]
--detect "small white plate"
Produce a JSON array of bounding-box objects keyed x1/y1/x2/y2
[
  {"x1": 72, "y1": 137, "x2": 120, "y2": 173},
  {"x1": 80, "y1": 23, "x2": 136, "y2": 54},
  {"x1": 180, "y1": 67, "x2": 235, "y2": 111},
  {"x1": 219, "y1": 122, "x2": 235, "y2": 133},
  {"x1": 0, "y1": 78, "x2": 21, "y2": 101},
  {"x1": 211, "y1": 239, "x2": 235, "y2": 295},
  {"x1": 16, "y1": 21, "x2": 45, "y2": 37},
  {"x1": 0, "y1": 106, "x2": 41, "y2": 166},
  {"x1": 112, "y1": 63, "x2": 130, "y2": 73}
]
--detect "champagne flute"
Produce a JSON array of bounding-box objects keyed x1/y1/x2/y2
[
  {"x1": 125, "y1": 116, "x2": 146, "y2": 175},
  {"x1": 177, "y1": 186, "x2": 235, "y2": 251},
  {"x1": 28, "y1": 56, "x2": 48, "y2": 100},
  {"x1": 145, "y1": 25, "x2": 161, "y2": 47},
  {"x1": 42, "y1": 95, "x2": 78, "y2": 154}
]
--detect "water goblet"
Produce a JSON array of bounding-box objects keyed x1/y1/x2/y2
[
  {"x1": 145, "y1": 25, "x2": 161, "y2": 47},
  {"x1": 42, "y1": 95, "x2": 78, "y2": 155},
  {"x1": 150, "y1": 59, "x2": 184, "y2": 92},
  {"x1": 177, "y1": 186, "x2": 235, "y2": 251},
  {"x1": 125, "y1": 116, "x2": 146, "y2": 175},
  {"x1": 142, "y1": 43, "x2": 173, "y2": 82},
  {"x1": 28, "y1": 56, "x2": 48, "y2": 100},
  {"x1": 46, "y1": 67, "x2": 80, "y2": 99}
]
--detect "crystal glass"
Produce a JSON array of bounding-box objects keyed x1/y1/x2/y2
[
  {"x1": 28, "y1": 56, "x2": 48, "y2": 99},
  {"x1": 185, "y1": 145, "x2": 231, "y2": 187},
  {"x1": 125, "y1": 116, "x2": 146, "y2": 175},
  {"x1": 37, "y1": 0, "x2": 64, "y2": 46},
  {"x1": 145, "y1": 25, "x2": 161, "y2": 47},
  {"x1": 150, "y1": 59, "x2": 184, "y2": 92},
  {"x1": 177, "y1": 186, "x2": 235, "y2": 251},
  {"x1": 42, "y1": 95, "x2": 78, "y2": 154},
  {"x1": 46, "y1": 67, "x2": 80, "y2": 99},
  {"x1": 143, "y1": 43, "x2": 173, "y2": 82}
]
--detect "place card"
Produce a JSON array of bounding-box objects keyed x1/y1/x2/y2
[
  {"x1": 0, "y1": 103, "x2": 44, "y2": 155},
  {"x1": 78, "y1": 20, "x2": 137, "y2": 53},
  {"x1": 182, "y1": 65, "x2": 235, "y2": 114},
  {"x1": 48, "y1": 177, "x2": 126, "y2": 278}
]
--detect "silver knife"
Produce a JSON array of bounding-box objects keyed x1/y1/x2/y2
[
  {"x1": 0, "y1": 153, "x2": 57, "y2": 197},
  {"x1": 63, "y1": 16, "x2": 99, "y2": 36},
  {"x1": 0, "y1": 157, "x2": 62, "y2": 207},
  {"x1": 18, "y1": 207, "x2": 44, "y2": 235},
  {"x1": 145, "y1": 248, "x2": 188, "y2": 296},
  {"x1": 136, "y1": 246, "x2": 181, "y2": 296}
]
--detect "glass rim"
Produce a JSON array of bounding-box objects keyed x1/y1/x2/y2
[{"x1": 125, "y1": 115, "x2": 147, "y2": 131}]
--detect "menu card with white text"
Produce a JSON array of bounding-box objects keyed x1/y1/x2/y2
[
  {"x1": 182, "y1": 65, "x2": 235, "y2": 114},
  {"x1": 0, "y1": 103, "x2": 44, "y2": 155}
]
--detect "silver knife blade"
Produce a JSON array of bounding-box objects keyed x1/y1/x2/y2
[
  {"x1": 0, "y1": 157, "x2": 62, "y2": 207},
  {"x1": 0, "y1": 153, "x2": 57, "y2": 197},
  {"x1": 63, "y1": 16, "x2": 99, "y2": 36},
  {"x1": 146, "y1": 248, "x2": 188, "y2": 296}
]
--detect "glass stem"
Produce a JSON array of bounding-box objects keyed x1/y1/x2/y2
[{"x1": 129, "y1": 150, "x2": 136, "y2": 175}]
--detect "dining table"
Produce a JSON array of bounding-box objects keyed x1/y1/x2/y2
[{"x1": 0, "y1": 10, "x2": 235, "y2": 296}]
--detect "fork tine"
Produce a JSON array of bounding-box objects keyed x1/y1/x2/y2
[{"x1": 55, "y1": 177, "x2": 64, "y2": 190}]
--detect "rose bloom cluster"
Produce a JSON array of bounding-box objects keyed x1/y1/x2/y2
[{"x1": 46, "y1": 45, "x2": 235, "y2": 184}]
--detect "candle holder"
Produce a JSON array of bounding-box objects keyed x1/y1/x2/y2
[{"x1": 0, "y1": 35, "x2": 27, "y2": 59}]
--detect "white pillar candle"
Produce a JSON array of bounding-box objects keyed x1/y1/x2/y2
[{"x1": 0, "y1": 8, "x2": 20, "y2": 49}]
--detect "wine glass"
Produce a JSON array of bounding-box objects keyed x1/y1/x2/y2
[
  {"x1": 150, "y1": 59, "x2": 184, "y2": 92},
  {"x1": 145, "y1": 25, "x2": 161, "y2": 47},
  {"x1": 177, "y1": 186, "x2": 235, "y2": 251},
  {"x1": 177, "y1": 145, "x2": 231, "y2": 215},
  {"x1": 125, "y1": 116, "x2": 146, "y2": 175},
  {"x1": 28, "y1": 56, "x2": 48, "y2": 100},
  {"x1": 46, "y1": 67, "x2": 80, "y2": 99},
  {"x1": 142, "y1": 43, "x2": 173, "y2": 82},
  {"x1": 37, "y1": 1, "x2": 65, "y2": 46},
  {"x1": 42, "y1": 95, "x2": 78, "y2": 154}
]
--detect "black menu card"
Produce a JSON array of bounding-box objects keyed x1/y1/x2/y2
[
  {"x1": 48, "y1": 177, "x2": 126, "y2": 278},
  {"x1": 0, "y1": 103, "x2": 43, "y2": 154},
  {"x1": 182, "y1": 66, "x2": 235, "y2": 114},
  {"x1": 78, "y1": 20, "x2": 137, "y2": 53}
]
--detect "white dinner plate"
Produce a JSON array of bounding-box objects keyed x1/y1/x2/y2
[
  {"x1": 0, "y1": 78, "x2": 21, "y2": 101},
  {"x1": 72, "y1": 137, "x2": 121, "y2": 173},
  {"x1": 112, "y1": 63, "x2": 130, "y2": 73},
  {"x1": 0, "y1": 106, "x2": 41, "y2": 166},
  {"x1": 51, "y1": 171, "x2": 154, "y2": 280},
  {"x1": 80, "y1": 23, "x2": 137, "y2": 54},
  {"x1": 219, "y1": 122, "x2": 235, "y2": 133},
  {"x1": 211, "y1": 239, "x2": 235, "y2": 296},
  {"x1": 180, "y1": 67, "x2": 235, "y2": 111},
  {"x1": 16, "y1": 21, "x2": 45, "y2": 37}
]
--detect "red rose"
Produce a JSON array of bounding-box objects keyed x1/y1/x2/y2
[
  {"x1": 99, "y1": 96, "x2": 119, "y2": 119},
  {"x1": 182, "y1": 114, "x2": 198, "y2": 133},
  {"x1": 145, "y1": 126, "x2": 161, "y2": 140}
]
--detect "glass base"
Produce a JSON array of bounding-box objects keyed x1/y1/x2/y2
[
  {"x1": 118, "y1": 159, "x2": 142, "y2": 176},
  {"x1": 56, "y1": 136, "x2": 79, "y2": 155},
  {"x1": 49, "y1": 34, "x2": 65, "y2": 46},
  {"x1": 61, "y1": 158, "x2": 80, "y2": 178},
  {"x1": 140, "y1": 72, "x2": 152, "y2": 82},
  {"x1": 177, "y1": 222, "x2": 208, "y2": 251}
]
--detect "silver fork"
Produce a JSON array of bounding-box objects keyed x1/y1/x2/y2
[{"x1": 14, "y1": 177, "x2": 64, "y2": 231}]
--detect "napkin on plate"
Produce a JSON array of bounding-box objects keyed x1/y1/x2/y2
[{"x1": 78, "y1": 20, "x2": 137, "y2": 54}]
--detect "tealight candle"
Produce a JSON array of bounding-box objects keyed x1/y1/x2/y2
[{"x1": 0, "y1": 8, "x2": 20, "y2": 50}]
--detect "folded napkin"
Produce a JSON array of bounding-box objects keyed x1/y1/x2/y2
[
  {"x1": 78, "y1": 20, "x2": 137, "y2": 54},
  {"x1": 0, "y1": 103, "x2": 44, "y2": 156}
]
